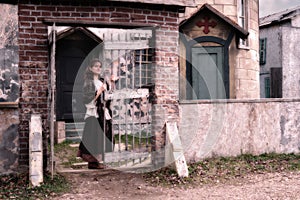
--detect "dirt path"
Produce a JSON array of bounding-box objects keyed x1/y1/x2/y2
[{"x1": 50, "y1": 169, "x2": 300, "y2": 200}]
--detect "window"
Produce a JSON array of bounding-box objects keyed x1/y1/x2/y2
[
  {"x1": 259, "y1": 38, "x2": 267, "y2": 65},
  {"x1": 237, "y1": 0, "x2": 249, "y2": 47},
  {"x1": 134, "y1": 48, "x2": 154, "y2": 87},
  {"x1": 264, "y1": 77, "x2": 270, "y2": 98}
]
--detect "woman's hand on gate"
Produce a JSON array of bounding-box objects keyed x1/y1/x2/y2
[
  {"x1": 94, "y1": 83, "x2": 107, "y2": 101},
  {"x1": 110, "y1": 74, "x2": 118, "y2": 82}
]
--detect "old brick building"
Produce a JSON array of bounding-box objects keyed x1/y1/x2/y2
[
  {"x1": 14, "y1": 0, "x2": 195, "y2": 172},
  {"x1": 0, "y1": 0, "x2": 299, "y2": 175}
]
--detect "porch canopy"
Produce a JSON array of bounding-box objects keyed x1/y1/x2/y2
[{"x1": 180, "y1": 3, "x2": 249, "y2": 39}]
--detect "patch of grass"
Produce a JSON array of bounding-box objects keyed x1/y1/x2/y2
[
  {"x1": 144, "y1": 153, "x2": 300, "y2": 187},
  {"x1": 54, "y1": 140, "x2": 83, "y2": 168},
  {"x1": 0, "y1": 172, "x2": 70, "y2": 200},
  {"x1": 114, "y1": 133, "x2": 151, "y2": 148}
]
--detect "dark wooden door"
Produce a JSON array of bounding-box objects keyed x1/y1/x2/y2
[
  {"x1": 270, "y1": 67, "x2": 282, "y2": 98},
  {"x1": 56, "y1": 30, "x2": 100, "y2": 121}
]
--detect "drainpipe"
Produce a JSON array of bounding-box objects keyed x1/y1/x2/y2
[{"x1": 29, "y1": 114, "x2": 43, "y2": 187}]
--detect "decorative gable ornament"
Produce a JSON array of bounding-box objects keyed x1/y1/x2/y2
[{"x1": 196, "y1": 16, "x2": 217, "y2": 34}]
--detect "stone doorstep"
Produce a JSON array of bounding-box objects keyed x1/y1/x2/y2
[
  {"x1": 72, "y1": 162, "x2": 88, "y2": 167},
  {"x1": 64, "y1": 141, "x2": 152, "y2": 172},
  {"x1": 57, "y1": 168, "x2": 117, "y2": 173},
  {"x1": 66, "y1": 154, "x2": 151, "y2": 173},
  {"x1": 69, "y1": 143, "x2": 80, "y2": 148},
  {"x1": 65, "y1": 159, "x2": 153, "y2": 173}
]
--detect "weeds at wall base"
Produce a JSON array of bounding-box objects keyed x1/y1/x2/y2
[
  {"x1": 144, "y1": 153, "x2": 300, "y2": 187},
  {"x1": 1, "y1": 153, "x2": 299, "y2": 199},
  {"x1": 0, "y1": 172, "x2": 70, "y2": 200}
]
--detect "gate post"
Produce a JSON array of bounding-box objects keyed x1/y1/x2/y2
[
  {"x1": 151, "y1": 28, "x2": 180, "y2": 169},
  {"x1": 151, "y1": 103, "x2": 180, "y2": 168}
]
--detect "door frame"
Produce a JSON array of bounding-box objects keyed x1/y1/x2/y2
[
  {"x1": 180, "y1": 31, "x2": 234, "y2": 99},
  {"x1": 54, "y1": 27, "x2": 102, "y2": 122}
]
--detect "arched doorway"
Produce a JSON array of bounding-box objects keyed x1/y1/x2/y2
[{"x1": 55, "y1": 27, "x2": 102, "y2": 122}]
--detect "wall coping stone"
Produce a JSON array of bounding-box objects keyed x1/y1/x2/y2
[
  {"x1": 180, "y1": 98, "x2": 300, "y2": 104},
  {"x1": 0, "y1": 102, "x2": 18, "y2": 108}
]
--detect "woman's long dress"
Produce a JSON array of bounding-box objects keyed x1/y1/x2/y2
[{"x1": 78, "y1": 79, "x2": 113, "y2": 163}]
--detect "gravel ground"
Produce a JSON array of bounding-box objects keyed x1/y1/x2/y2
[{"x1": 50, "y1": 170, "x2": 300, "y2": 200}]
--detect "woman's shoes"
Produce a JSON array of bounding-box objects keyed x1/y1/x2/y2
[{"x1": 88, "y1": 162, "x2": 107, "y2": 169}]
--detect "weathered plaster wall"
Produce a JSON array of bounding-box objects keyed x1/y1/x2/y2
[
  {"x1": 282, "y1": 27, "x2": 300, "y2": 98},
  {"x1": 0, "y1": 108, "x2": 19, "y2": 174},
  {"x1": 291, "y1": 14, "x2": 300, "y2": 27},
  {"x1": 0, "y1": 4, "x2": 19, "y2": 174},
  {"x1": 179, "y1": 99, "x2": 300, "y2": 162},
  {"x1": 259, "y1": 25, "x2": 282, "y2": 98},
  {"x1": 0, "y1": 4, "x2": 19, "y2": 103},
  {"x1": 260, "y1": 18, "x2": 300, "y2": 99},
  {"x1": 0, "y1": 4, "x2": 18, "y2": 48}
]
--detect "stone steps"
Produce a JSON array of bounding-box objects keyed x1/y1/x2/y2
[
  {"x1": 65, "y1": 142, "x2": 152, "y2": 171},
  {"x1": 65, "y1": 122, "x2": 85, "y2": 142},
  {"x1": 61, "y1": 128, "x2": 153, "y2": 172}
]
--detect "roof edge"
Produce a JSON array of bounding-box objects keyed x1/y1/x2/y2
[
  {"x1": 56, "y1": 27, "x2": 103, "y2": 43},
  {"x1": 1, "y1": 0, "x2": 17, "y2": 5},
  {"x1": 259, "y1": 18, "x2": 291, "y2": 28},
  {"x1": 259, "y1": 6, "x2": 300, "y2": 27},
  {"x1": 107, "y1": 0, "x2": 196, "y2": 7}
]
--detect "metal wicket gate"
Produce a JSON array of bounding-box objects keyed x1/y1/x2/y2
[{"x1": 101, "y1": 29, "x2": 154, "y2": 169}]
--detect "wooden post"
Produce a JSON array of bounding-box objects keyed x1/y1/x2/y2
[{"x1": 50, "y1": 23, "x2": 56, "y2": 179}]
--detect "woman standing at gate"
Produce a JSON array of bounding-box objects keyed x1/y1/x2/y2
[{"x1": 77, "y1": 58, "x2": 114, "y2": 169}]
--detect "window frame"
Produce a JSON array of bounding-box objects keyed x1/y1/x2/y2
[
  {"x1": 259, "y1": 38, "x2": 267, "y2": 65},
  {"x1": 237, "y1": 0, "x2": 249, "y2": 48},
  {"x1": 134, "y1": 48, "x2": 154, "y2": 88}
]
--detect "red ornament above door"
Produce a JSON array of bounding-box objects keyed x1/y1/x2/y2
[{"x1": 196, "y1": 17, "x2": 217, "y2": 34}]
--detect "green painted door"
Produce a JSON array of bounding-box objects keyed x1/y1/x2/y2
[{"x1": 191, "y1": 46, "x2": 226, "y2": 99}]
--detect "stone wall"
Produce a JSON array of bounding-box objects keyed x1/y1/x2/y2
[
  {"x1": 0, "y1": 107, "x2": 19, "y2": 174},
  {"x1": 179, "y1": 99, "x2": 300, "y2": 162}
]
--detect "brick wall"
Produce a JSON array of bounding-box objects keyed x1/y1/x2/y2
[{"x1": 18, "y1": 0, "x2": 180, "y2": 168}]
